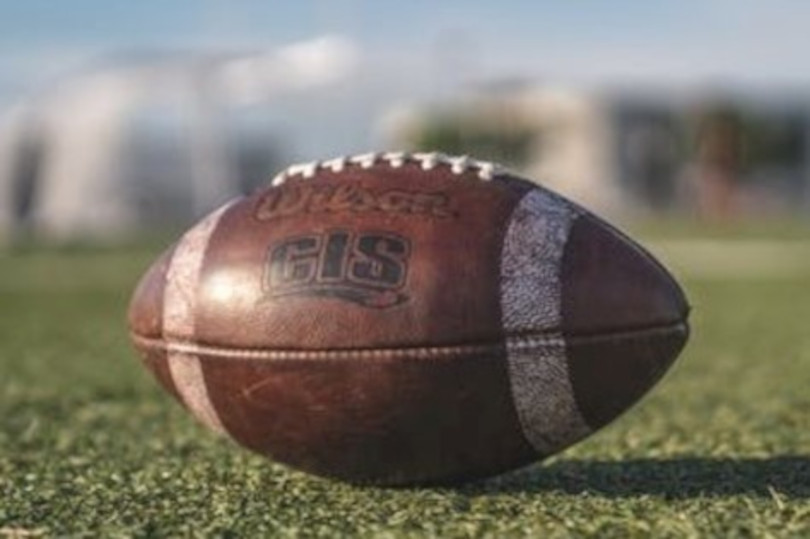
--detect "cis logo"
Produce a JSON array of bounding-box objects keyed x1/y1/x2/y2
[{"x1": 265, "y1": 230, "x2": 410, "y2": 308}]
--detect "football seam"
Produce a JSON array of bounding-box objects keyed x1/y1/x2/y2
[{"x1": 130, "y1": 321, "x2": 687, "y2": 361}]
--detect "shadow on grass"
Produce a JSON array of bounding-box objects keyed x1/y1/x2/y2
[{"x1": 470, "y1": 456, "x2": 810, "y2": 499}]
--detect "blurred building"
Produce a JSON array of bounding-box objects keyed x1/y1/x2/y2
[
  {"x1": 4, "y1": 51, "x2": 808, "y2": 246},
  {"x1": 0, "y1": 37, "x2": 358, "y2": 244},
  {"x1": 387, "y1": 83, "x2": 810, "y2": 219},
  {"x1": 0, "y1": 62, "x2": 283, "y2": 244}
]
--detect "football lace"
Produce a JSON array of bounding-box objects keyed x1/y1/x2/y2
[{"x1": 270, "y1": 151, "x2": 503, "y2": 186}]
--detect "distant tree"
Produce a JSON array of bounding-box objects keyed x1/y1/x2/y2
[{"x1": 411, "y1": 113, "x2": 536, "y2": 168}]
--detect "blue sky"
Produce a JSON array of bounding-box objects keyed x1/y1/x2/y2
[
  {"x1": 0, "y1": 1, "x2": 686, "y2": 50},
  {"x1": 1, "y1": 1, "x2": 809, "y2": 158},
  {"x1": 2, "y1": 0, "x2": 810, "y2": 87}
]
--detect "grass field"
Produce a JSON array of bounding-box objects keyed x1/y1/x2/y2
[{"x1": 1, "y1": 223, "x2": 809, "y2": 537}]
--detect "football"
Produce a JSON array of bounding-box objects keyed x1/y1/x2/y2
[{"x1": 128, "y1": 151, "x2": 690, "y2": 486}]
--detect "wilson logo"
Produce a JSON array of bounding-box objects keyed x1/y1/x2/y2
[
  {"x1": 254, "y1": 183, "x2": 454, "y2": 221},
  {"x1": 264, "y1": 230, "x2": 410, "y2": 308}
]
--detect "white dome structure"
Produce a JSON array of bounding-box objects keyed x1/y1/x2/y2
[{"x1": 0, "y1": 36, "x2": 359, "y2": 243}]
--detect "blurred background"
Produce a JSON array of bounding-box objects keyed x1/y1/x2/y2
[
  {"x1": 2, "y1": 0, "x2": 810, "y2": 243},
  {"x1": 1, "y1": 3, "x2": 809, "y2": 534}
]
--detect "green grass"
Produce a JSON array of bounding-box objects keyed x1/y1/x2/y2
[{"x1": 1, "y1": 227, "x2": 809, "y2": 538}]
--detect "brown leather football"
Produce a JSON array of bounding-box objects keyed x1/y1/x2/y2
[{"x1": 128, "y1": 151, "x2": 689, "y2": 486}]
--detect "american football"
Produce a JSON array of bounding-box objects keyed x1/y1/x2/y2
[{"x1": 127, "y1": 151, "x2": 690, "y2": 486}]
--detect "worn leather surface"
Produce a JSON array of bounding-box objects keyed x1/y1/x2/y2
[
  {"x1": 560, "y1": 213, "x2": 689, "y2": 430},
  {"x1": 128, "y1": 247, "x2": 184, "y2": 402},
  {"x1": 128, "y1": 158, "x2": 690, "y2": 486},
  {"x1": 200, "y1": 347, "x2": 537, "y2": 485},
  {"x1": 128, "y1": 246, "x2": 173, "y2": 339},
  {"x1": 194, "y1": 164, "x2": 530, "y2": 350},
  {"x1": 561, "y1": 213, "x2": 689, "y2": 335},
  {"x1": 565, "y1": 324, "x2": 689, "y2": 429}
]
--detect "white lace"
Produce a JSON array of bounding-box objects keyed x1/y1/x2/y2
[{"x1": 271, "y1": 151, "x2": 503, "y2": 186}]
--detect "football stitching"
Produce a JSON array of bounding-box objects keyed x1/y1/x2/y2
[
  {"x1": 131, "y1": 333, "x2": 507, "y2": 360},
  {"x1": 130, "y1": 321, "x2": 686, "y2": 362},
  {"x1": 270, "y1": 151, "x2": 504, "y2": 186}
]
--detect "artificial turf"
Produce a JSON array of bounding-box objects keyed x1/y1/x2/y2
[{"x1": 1, "y1": 227, "x2": 809, "y2": 537}]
